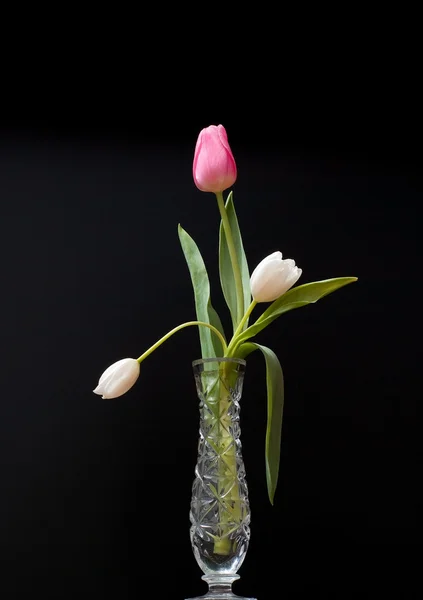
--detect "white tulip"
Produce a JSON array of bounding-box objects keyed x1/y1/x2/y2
[
  {"x1": 93, "y1": 358, "x2": 140, "y2": 399},
  {"x1": 250, "y1": 251, "x2": 302, "y2": 302}
]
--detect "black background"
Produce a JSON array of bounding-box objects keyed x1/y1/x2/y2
[{"x1": 0, "y1": 47, "x2": 421, "y2": 598}]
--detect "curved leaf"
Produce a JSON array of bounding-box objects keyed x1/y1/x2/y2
[
  {"x1": 249, "y1": 343, "x2": 284, "y2": 505},
  {"x1": 236, "y1": 342, "x2": 258, "y2": 361},
  {"x1": 219, "y1": 192, "x2": 251, "y2": 332},
  {"x1": 237, "y1": 277, "x2": 358, "y2": 345},
  {"x1": 178, "y1": 224, "x2": 226, "y2": 357}
]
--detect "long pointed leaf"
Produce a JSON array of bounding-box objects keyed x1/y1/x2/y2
[
  {"x1": 236, "y1": 342, "x2": 258, "y2": 360},
  {"x1": 208, "y1": 304, "x2": 226, "y2": 357},
  {"x1": 178, "y1": 224, "x2": 226, "y2": 358},
  {"x1": 237, "y1": 277, "x2": 357, "y2": 344},
  {"x1": 219, "y1": 192, "x2": 251, "y2": 332},
  {"x1": 250, "y1": 343, "x2": 284, "y2": 504}
]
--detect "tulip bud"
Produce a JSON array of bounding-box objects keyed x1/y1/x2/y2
[
  {"x1": 250, "y1": 251, "x2": 302, "y2": 303},
  {"x1": 193, "y1": 124, "x2": 237, "y2": 193},
  {"x1": 93, "y1": 358, "x2": 140, "y2": 399}
]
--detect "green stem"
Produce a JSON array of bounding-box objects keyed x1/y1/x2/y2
[
  {"x1": 227, "y1": 299, "x2": 257, "y2": 356},
  {"x1": 214, "y1": 361, "x2": 241, "y2": 556},
  {"x1": 136, "y1": 321, "x2": 227, "y2": 363},
  {"x1": 216, "y1": 191, "x2": 244, "y2": 331}
]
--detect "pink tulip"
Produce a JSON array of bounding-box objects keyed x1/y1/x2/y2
[{"x1": 193, "y1": 124, "x2": 237, "y2": 193}]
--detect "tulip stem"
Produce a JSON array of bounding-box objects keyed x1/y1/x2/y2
[
  {"x1": 216, "y1": 191, "x2": 244, "y2": 332},
  {"x1": 227, "y1": 299, "x2": 257, "y2": 356},
  {"x1": 136, "y1": 321, "x2": 227, "y2": 363}
]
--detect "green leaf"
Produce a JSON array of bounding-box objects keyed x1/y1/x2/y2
[
  {"x1": 208, "y1": 304, "x2": 226, "y2": 357},
  {"x1": 178, "y1": 224, "x2": 226, "y2": 358},
  {"x1": 249, "y1": 343, "x2": 284, "y2": 505},
  {"x1": 237, "y1": 277, "x2": 358, "y2": 345},
  {"x1": 219, "y1": 192, "x2": 251, "y2": 332},
  {"x1": 235, "y1": 342, "x2": 258, "y2": 360}
]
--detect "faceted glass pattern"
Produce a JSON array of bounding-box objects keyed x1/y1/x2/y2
[{"x1": 187, "y1": 358, "x2": 256, "y2": 600}]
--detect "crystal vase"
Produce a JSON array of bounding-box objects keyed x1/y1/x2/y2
[{"x1": 186, "y1": 358, "x2": 256, "y2": 600}]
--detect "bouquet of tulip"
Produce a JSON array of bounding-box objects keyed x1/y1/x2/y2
[{"x1": 94, "y1": 125, "x2": 357, "y2": 505}]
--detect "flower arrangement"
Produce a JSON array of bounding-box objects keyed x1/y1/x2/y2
[{"x1": 93, "y1": 124, "x2": 357, "y2": 504}]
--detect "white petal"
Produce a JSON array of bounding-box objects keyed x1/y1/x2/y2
[
  {"x1": 251, "y1": 258, "x2": 284, "y2": 301},
  {"x1": 281, "y1": 258, "x2": 296, "y2": 269},
  {"x1": 251, "y1": 251, "x2": 302, "y2": 302},
  {"x1": 98, "y1": 358, "x2": 131, "y2": 385},
  {"x1": 251, "y1": 253, "x2": 282, "y2": 286},
  {"x1": 264, "y1": 250, "x2": 282, "y2": 262},
  {"x1": 251, "y1": 251, "x2": 282, "y2": 279},
  {"x1": 93, "y1": 358, "x2": 140, "y2": 399},
  {"x1": 284, "y1": 267, "x2": 302, "y2": 290}
]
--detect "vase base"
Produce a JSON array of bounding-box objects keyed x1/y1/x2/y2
[
  {"x1": 186, "y1": 573, "x2": 256, "y2": 600},
  {"x1": 186, "y1": 593, "x2": 257, "y2": 600}
]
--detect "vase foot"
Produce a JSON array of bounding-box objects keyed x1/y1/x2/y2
[
  {"x1": 186, "y1": 595, "x2": 256, "y2": 600},
  {"x1": 186, "y1": 574, "x2": 256, "y2": 600}
]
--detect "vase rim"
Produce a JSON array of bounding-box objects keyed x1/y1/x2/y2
[{"x1": 192, "y1": 357, "x2": 246, "y2": 367}]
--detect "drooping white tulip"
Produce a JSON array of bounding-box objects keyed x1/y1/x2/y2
[
  {"x1": 250, "y1": 251, "x2": 302, "y2": 303},
  {"x1": 93, "y1": 358, "x2": 140, "y2": 399}
]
